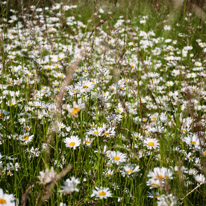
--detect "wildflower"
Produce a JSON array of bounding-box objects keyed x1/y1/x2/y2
[
  {"x1": 157, "y1": 194, "x2": 178, "y2": 206},
  {"x1": 147, "y1": 178, "x2": 162, "y2": 188},
  {"x1": 87, "y1": 127, "x2": 103, "y2": 136},
  {"x1": 59, "y1": 176, "x2": 80, "y2": 194},
  {"x1": 64, "y1": 136, "x2": 81, "y2": 149},
  {"x1": 38, "y1": 167, "x2": 56, "y2": 185},
  {"x1": 0, "y1": 189, "x2": 15, "y2": 206},
  {"x1": 106, "y1": 151, "x2": 127, "y2": 165},
  {"x1": 104, "y1": 169, "x2": 114, "y2": 177},
  {"x1": 83, "y1": 137, "x2": 94, "y2": 147},
  {"x1": 77, "y1": 80, "x2": 94, "y2": 93},
  {"x1": 148, "y1": 167, "x2": 173, "y2": 180},
  {"x1": 144, "y1": 138, "x2": 159, "y2": 150},
  {"x1": 183, "y1": 134, "x2": 200, "y2": 149},
  {"x1": 166, "y1": 81, "x2": 174, "y2": 87},
  {"x1": 194, "y1": 174, "x2": 205, "y2": 183},
  {"x1": 188, "y1": 168, "x2": 198, "y2": 176},
  {"x1": 121, "y1": 164, "x2": 140, "y2": 176},
  {"x1": 67, "y1": 102, "x2": 85, "y2": 116},
  {"x1": 91, "y1": 187, "x2": 112, "y2": 199}
]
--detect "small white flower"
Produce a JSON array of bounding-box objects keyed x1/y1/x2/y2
[
  {"x1": 121, "y1": 164, "x2": 140, "y2": 176},
  {"x1": 144, "y1": 138, "x2": 159, "y2": 150},
  {"x1": 91, "y1": 187, "x2": 112, "y2": 199},
  {"x1": 0, "y1": 189, "x2": 16, "y2": 206},
  {"x1": 194, "y1": 174, "x2": 205, "y2": 183},
  {"x1": 106, "y1": 151, "x2": 127, "y2": 165},
  {"x1": 164, "y1": 25, "x2": 171, "y2": 31},
  {"x1": 59, "y1": 176, "x2": 80, "y2": 194},
  {"x1": 38, "y1": 167, "x2": 56, "y2": 185},
  {"x1": 157, "y1": 194, "x2": 178, "y2": 206},
  {"x1": 67, "y1": 102, "x2": 85, "y2": 116},
  {"x1": 64, "y1": 136, "x2": 81, "y2": 149}
]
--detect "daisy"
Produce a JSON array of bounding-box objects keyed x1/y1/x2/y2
[
  {"x1": 91, "y1": 187, "x2": 112, "y2": 199},
  {"x1": 38, "y1": 167, "x2": 56, "y2": 185},
  {"x1": 64, "y1": 136, "x2": 81, "y2": 149},
  {"x1": 0, "y1": 189, "x2": 15, "y2": 206},
  {"x1": 106, "y1": 151, "x2": 127, "y2": 165},
  {"x1": 87, "y1": 127, "x2": 103, "y2": 136},
  {"x1": 59, "y1": 176, "x2": 80, "y2": 194},
  {"x1": 83, "y1": 137, "x2": 94, "y2": 147},
  {"x1": 78, "y1": 80, "x2": 94, "y2": 93},
  {"x1": 148, "y1": 167, "x2": 173, "y2": 180},
  {"x1": 146, "y1": 178, "x2": 161, "y2": 188},
  {"x1": 157, "y1": 194, "x2": 177, "y2": 206},
  {"x1": 183, "y1": 134, "x2": 200, "y2": 149},
  {"x1": 188, "y1": 168, "x2": 198, "y2": 176},
  {"x1": 194, "y1": 174, "x2": 205, "y2": 183},
  {"x1": 67, "y1": 102, "x2": 85, "y2": 116},
  {"x1": 121, "y1": 164, "x2": 140, "y2": 176},
  {"x1": 104, "y1": 169, "x2": 114, "y2": 177},
  {"x1": 144, "y1": 138, "x2": 159, "y2": 149}
]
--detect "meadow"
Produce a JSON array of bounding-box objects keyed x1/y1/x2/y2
[{"x1": 0, "y1": 0, "x2": 206, "y2": 205}]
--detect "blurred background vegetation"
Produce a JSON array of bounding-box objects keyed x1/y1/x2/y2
[{"x1": 1, "y1": 0, "x2": 206, "y2": 18}]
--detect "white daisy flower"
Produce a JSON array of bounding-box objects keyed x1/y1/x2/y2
[
  {"x1": 157, "y1": 194, "x2": 178, "y2": 206},
  {"x1": 121, "y1": 164, "x2": 140, "y2": 176},
  {"x1": 107, "y1": 151, "x2": 127, "y2": 165},
  {"x1": 0, "y1": 189, "x2": 15, "y2": 206},
  {"x1": 183, "y1": 134, "x2": 200, "y2": 149},
  {"x1": 83, "y1": 137, "x2": 94, "y2": 147},
  {"x1": 67, "y1": 102, "x2": 85, "y2": 116},
  {"x1": 148, "y1": 167, "x2": 173, "y2": 180},
  {"x1": 194, "y1": 174, "x2": 205, "y2": 183},
  {"x1": 38, "y1": 167, "x2": 56, "y2": 185},
  {"x1": 144, "y1": 138, "x2": 159, "y2": 149},
  {"x1": 64, "y1": 136, "x2": 81, "y2": 150},
  {"x1": 59, "y1": 176, "x2": 80, "y2": 194},
  {"x1": 91, "y1": 187, "x2": 112, "y2": 199}
]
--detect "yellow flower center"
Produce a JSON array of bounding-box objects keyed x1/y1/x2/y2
[
  {"x1": 127, "y1": 170, "x2": 133, "y2": 174},
  {"x1": 114, "y1": 156, "x2": 120, "y2": 161},
  {"x1": 10, "y1": 102, "x2": 14, "y2": 106},
  {"x1": 69, "y1": 142, "x2": 76, "y2": 147},
  {"x1": 83, "y1": 85, "x2": 88, "y2": 88},
  {"x1": 0, "y1": 114, "x2": 3, "y2": 118},
  {"x1": 24, "y1": 136, "x2": 29, "y2": 140},
  {"x1": 117, "y1": 109, "x2": 121, "y2": 113},
  {"x1": 93, "y1": 131, "x2": 98, "y2": 135},
  {"x1": 7, "y1": 171, "x2": 11, "y2": 176},
  {"x1": 156, "y1": 175, "x2": 164, "y2": 179},
  {"x1": 104, "y1": 132, "x2": 109, "y2": 136},
  {"x1": 191, "y1": 141, "x2": 196, "y2": 145},
  {"x1": 72, "y1": 107, "x2": 80, "y2": 115},
  {"x1": 0, "y1": 199, "x2": 6, "y2": 204},
  {"x1": 148, "y1": 142, "x2": 154, "y2": 147},
  {"x1": 85, "y1": 140, "x2": 91, "y2": 144},
  {"x1": 99, "y1": 191, "x2": 106, "y2": 196}
]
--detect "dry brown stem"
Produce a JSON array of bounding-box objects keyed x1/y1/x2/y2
[{"x1": 41, "y1": 164, "x2": 72, "y2": 203}]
